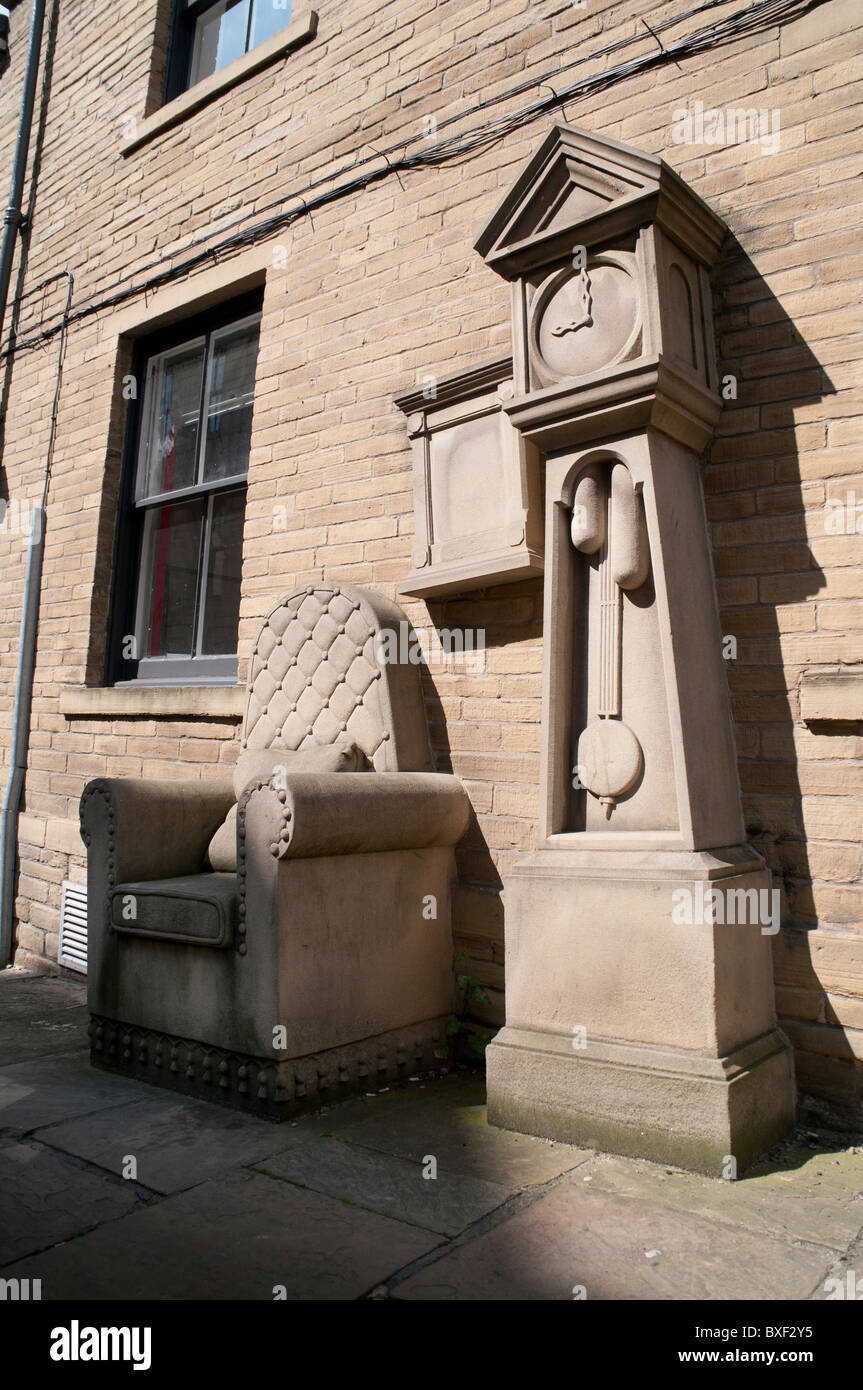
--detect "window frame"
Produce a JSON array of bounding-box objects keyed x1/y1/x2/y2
[
  {"x1": 106, "y1": 291, "x2": 263, "y2": 689},
  {"x1": 164, "y1": 0, "x2": 293, "y2": 103}
]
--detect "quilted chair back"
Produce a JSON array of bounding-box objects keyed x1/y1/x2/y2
[{"x1": 242, "y1": 584, "x2": 433, "y2": 772}]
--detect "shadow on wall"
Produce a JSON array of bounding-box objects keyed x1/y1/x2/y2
[{"x1": 709, "y1": 229, "x2": 863, "y2": 1115}]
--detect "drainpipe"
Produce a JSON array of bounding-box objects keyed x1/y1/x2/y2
[
  {"x1": 0, "y1": 0, "x2": 48, "y2": 968},
  {"x1": 1, "y1": 508, "x2": 45, "y2": 966},
  {"x1": 0, "y1": 0, "x2": 45, "y2": 331}
]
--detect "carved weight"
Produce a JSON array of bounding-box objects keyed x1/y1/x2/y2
[
  {"x1": 571, "y1": 465, "x2": 605, "y2": 553},
  {"x1": 609, "y1": 463, "x2": 650, "y2": 590}
]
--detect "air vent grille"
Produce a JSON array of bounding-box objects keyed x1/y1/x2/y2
[{"x1": 58, "y1": 879, "x2": 87, "y2": 974}]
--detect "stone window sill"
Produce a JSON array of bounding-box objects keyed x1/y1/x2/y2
[
  {"x1": 121, "y1": 9, "x2": 318, "y2": 157},
  {"x1": 60, "y1": 686, "x2": 244, "y2": 720}
]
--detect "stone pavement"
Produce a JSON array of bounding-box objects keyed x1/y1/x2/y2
[{"x1": 1, "y1": 968, "x2": 862, "y2": 1301}]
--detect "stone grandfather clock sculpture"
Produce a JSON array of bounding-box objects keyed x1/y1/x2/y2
[{"x1": 474, "y1": 125, "x2": 795, "y2": 1173}]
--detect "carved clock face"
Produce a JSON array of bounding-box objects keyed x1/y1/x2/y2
[{"x1": 528, "y1": 251, "x2": 641, "y2": 389}]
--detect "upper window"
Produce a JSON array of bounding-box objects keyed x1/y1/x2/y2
[
  {"x1": 110, "y1": 300, "x2": 262, "y2": 686},
  {"x1": 166, "y1": 0, "x2": 293, "y2": 99}
]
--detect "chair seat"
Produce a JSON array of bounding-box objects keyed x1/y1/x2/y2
[{"x1": 110, "y1": 873, "x2": 237, "y2": 949}]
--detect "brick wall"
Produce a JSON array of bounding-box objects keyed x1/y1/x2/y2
[{"x1": 0, "y1": 0, "x2": 861, "y2": 1112}]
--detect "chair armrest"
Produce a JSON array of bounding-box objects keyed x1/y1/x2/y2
[
  {"x1": 240, "y1": 772, "x2": 469, "y2": 861},
  {"x1": 80, "y1": 777, "x2": 235, "y2": 882}
]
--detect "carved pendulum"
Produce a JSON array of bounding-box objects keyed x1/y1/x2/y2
[{"x1": 571, "y1": 462, "x2": 650, "y2": 817}]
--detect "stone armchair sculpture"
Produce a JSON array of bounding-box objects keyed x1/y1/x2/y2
[{"x1": 80, "y1": 584, "x2": 469, "y2": 1117}]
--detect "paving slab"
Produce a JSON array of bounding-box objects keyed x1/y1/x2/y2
[
  {"x1": 0, "y1": 1140, "x2": 144, "y2": 1265},
  {"x1": 6, "y1": 1169, "x2": 444, "y2": 1300},
  {"x1": 583, "y1": 1153, "x2": 863, "y2": 1251},
  {"x1": 1, "y1": 975, "x2": 859, "y2": 1303},
  {"x1": 305, "y1": 1075, "x2": 591, "y2": 1188},
  {"x1": 0, "y1": 1008, "x2": 91, "y2": 1065},
  {"x1": 257, "y1": 1134, "x2": 512, "y2": 1236},
  {"x1": 0, "y1": 972, "x2": 90, "y2": 1065},
  {"x1": 0, "y1": 1052, "x2": 153, "y2": 1137},
  {"x1": 810, "y1": 1227, "x2": 863, "y2": 1300},
  {"x1": 0, "y1": 971, "x2": 86, "y2": 1016},
  {"x1": 395, "y1": 1180, "x2": 834, "y2": 1301},
  {"x1": 32, "y1": 1095, "x2": 311, "y2": 1195},
  {"x1": 747, "y1": 1143, "x2": 863, "y2": 1203}
]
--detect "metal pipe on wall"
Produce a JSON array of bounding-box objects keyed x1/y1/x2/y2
[
  {"x1": 1, "y1": 506, "x2": 45, "y2": 965},
  {"x1": 0, "y1": 0, "x2": 49, "y2": 967},
  {"x1": 0, "y1": 0, "x2": 45, "y2": 331}
]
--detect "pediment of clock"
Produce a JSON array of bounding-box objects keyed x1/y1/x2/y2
[
  {"x1": 476, "y1": 123, "x2": 725, "y2": 276},
  {"x1": 475, "y1": 124, "x2": 662, "y2": 273}
]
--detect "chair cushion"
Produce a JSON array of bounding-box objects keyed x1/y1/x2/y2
[
  {"x1": 207, "y1": 805, "x2": 240, "y2": 874},
  {"x1": 231, "y1": 738, "x2": 369, "y2": 799},
  {"x1": 110, "y1": 873, "x2": 237, "y2": 948},
  {"x1": 206, "y1": 739, "x2": 371, "y2": 872}
]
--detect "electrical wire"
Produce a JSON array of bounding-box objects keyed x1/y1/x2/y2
[
  {"x1": 6, "y1": 0, "x2": 829, "y2": 359},
  {"x1": 39, "y1": 269, "x2": 73, "y2": 508}
]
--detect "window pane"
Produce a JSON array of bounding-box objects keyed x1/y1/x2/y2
[
  {"x1": 200, "y1": 489, "x2": 245, "y2": 655},
  {"x1": 136, "y1": 341, "x2": 205, "y2": 501},
  {"x1": 250, "y1": 0, "x2": 292, "y2": 47},
  {"x1": 137, "y1": 499, "x2": 204, "y2": 658},
  {"x1": 189, "y1": 0, "x2": 250, "y2": 86},
  {"x1": 201, "y1": 318, "x2": 260, "y2": 483}
]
